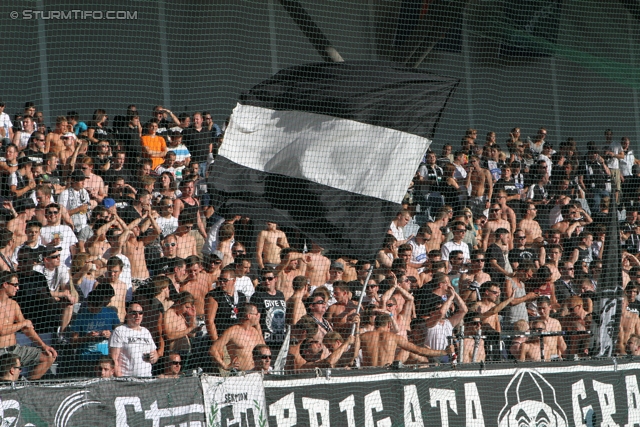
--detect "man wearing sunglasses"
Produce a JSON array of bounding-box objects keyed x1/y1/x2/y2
[
  {"x1": 250, "y1": 268, "x2": 286, "y2": 357},
  {"x1": 157, "y1": 352, "x2": 183, "y2": 378},
  {"x1": 109, "y1": 302, "x2": 158, "y2": 377},
  {"x1": 461, "y1": 313, "x2": 485, "y2": 363},
  {"x1": 251, "y1": 344, "x2": 272, "y2": 374},
  {"x1": 40, "y1": 203, "x2": 77, "y2": 267},
  {"x1": 0, "y1": 272, "x2": 57, "y2": 380},
  {"x1": 210, "y1": 303, "x2": 265, "y2": 371}
]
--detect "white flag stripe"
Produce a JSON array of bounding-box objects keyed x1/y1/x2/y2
[{"x1": 220, "y1": 103, "x2": 431, "y2": 204}]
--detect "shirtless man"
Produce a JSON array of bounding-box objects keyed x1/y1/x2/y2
[
  {"x1": 275, "y1": 248, "x2": 307, "y2": 300},
  {"x1": 7, "y1": 198, "x2": 36, "y2": 248},
  {"x1": 0, "y1": 272, "x2": 57, "y2": 379},
  {"x1": 551, "y1": 204, "x2": 592, "y2": 239},
  {"x1": 123, "y1": 213, "x2": 161, "y2": 290},
  {"x1": 482, "y1": 204, "x2": 511, "y2": 250},
  {"x1": 459, "y1": 250, "x2": 491, "y2": 304},
  {"x1": 58, "y1": 133, "x2": 77, "y2": 171},
  {"x1": 426, "y1": 210, "x2": 450, "y2": 252},
  {"x1": 560, "y1": 295, "x2": 591, "y2": 356},
  {"x1": 202, "y1": 252, "x2": 223, "y2": 285},
  {"x1": 180, "y1": 255, "x2": 210, "y2": 315},
  {"x1": 509, "y1": 319, "x2": 529, "y2": 359},
  {"x1": 518, "y1": 320, "x2": 545, "y2": 362},
  {"x1": 210, "y1": 303, "x2": 265, "y2": 371},
  {"x1": 102, "y1": 257, "x2": 129, "y2": 322},
  {"x1": 44, "y1": 116, "x2": 67, "y2": 156},
  {"x1": 174, "y1": 218, "x2": 198, "y2": 259},
  {"x1": 360, "y1": 314, "x2": 451, "y2": 367},
  {"x1": 475, "y1": 281, "x2": 514, "y2": 333},
  {"x1": 494, "y1": 190, "x2": 516, "y2": 233},
  {"x1": 335, "y1": 256, "x2": 357, "y2": 282},
  {"x1": 461, "y1": 313, "x2": 485, "y2": 362},
  {"x1": 396, "y1": 245, "x2": 421, "y2": 281},
  {"x1": 618, "y1": 296, "x2": 640, "y2": 355},
  {"x1": 305, "y1": 241, "x2": 331, "y2": 288},
  {"x1": 537, "y1": 297, "x2": 566, "y2": 359},
  {"x1": 325, "y1": 282, "x2": 358, "y2": 336},
  {"x1": 468, "y1": 156, "x2": 493, "y2": 217},
  {"x1": 518, "y1": 203, "x2": 544, "y2": 245},
  {"x1": 163, "y1": 291, "x2": 198, "y2": 355},
  {"x1": 298, "y1": 333, "x2": 357, "y2": 372},
  {"x1": 33, "y1": 185, "x2": 53, "y2": 226},
  {"x1": 545, "y1": 243, "x2": 563, "y2": 282},
  {"x1": 286, "y1": 276, "x2": 309, "y2": 325},
  {"x1": 256, "y1": 221, "x2": 289, "y2": 269}
]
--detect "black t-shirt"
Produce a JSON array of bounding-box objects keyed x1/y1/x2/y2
[
  {"x1": 206, "y1": 288, "x2": 246, "y2": 337},
  {"x1": 183, "y1": 127, "x2": 212, "y2": 164},
  {"x1": 486, "y1": 243, "x2": 507, "y2": 283},
  {"x1": 117, "y1": 126, "x2": 142, "y2": 161},
  {"x1": 15, "y1": 270, "x2": 57, "y2": 334},
  {"x1": 250, "y1": 290, "x2": 286, "y2": 348},
  {"x1": 509, "y1": 247, "x2": 537, "y2": 265},
  {"x1": 493, "y1": 178, "x2": 519, "y2": 196},
  {"x1": 103, "y1": 167, "x2": 133, "y2": 188},
  {"x1": 23, "y1": 148, "x2": 44, "y2": 166}
]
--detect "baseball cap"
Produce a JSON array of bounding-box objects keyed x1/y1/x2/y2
[
  {"x1": 330, "y1": 261, "x2": 344, "y2": 271},
  {"x1": 211, "y1": 250, "x2": 224, "y2": 260},
  {"x1": 103, "y1": 198, "x2": 115, "y2": 209},
  {"x1": 17, "y1": 157, "x2": 33, "y2": 168},
  {"x1": 61, "y1": 132, "x2": 75, "y2": 139}
]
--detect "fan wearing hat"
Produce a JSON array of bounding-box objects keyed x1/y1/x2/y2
[
  {"x1": 9, "y1": 156, "x2": 35, "y2": 200},
  {"x1": 58, "y1": 170, "x2": 91, "y2": 233}
]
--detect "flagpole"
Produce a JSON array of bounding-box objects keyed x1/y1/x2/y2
[
  {"x1": 351, "y1": 266, "x2": 374, "y2": 336},
  {"x1": 277, "y1": 0, "x2": 344, "y2": 63}
]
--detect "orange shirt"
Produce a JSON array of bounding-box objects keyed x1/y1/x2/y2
[{"x1": 141, "y1": 135, "x2": 167, "y2": 168}]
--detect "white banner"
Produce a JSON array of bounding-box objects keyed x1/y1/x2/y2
[{"x1": 202, "y1": 373, "x2": 269, "y2": 427}]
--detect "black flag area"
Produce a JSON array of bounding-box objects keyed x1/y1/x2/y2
[
  {"x1": 593, "y1": 197, "x2": 624, "y2": 356},
  {"x1": 208, "y1": 61, "x2": 459, "y2": 259}
]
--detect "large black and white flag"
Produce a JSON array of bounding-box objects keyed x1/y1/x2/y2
[{"x1": 209, "y1": 61, "x2": 458, "y2": 259}]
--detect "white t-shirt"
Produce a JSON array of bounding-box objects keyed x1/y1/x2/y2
[
  {"x1": 620, "y1": 150, "x2": 636, "y2": 176},
  {"x1": 441, "y1": 240, "x2": 470, "y2": 262},
  {"x1": 109, "y1": 325, "x2": 156, "y2": 377},
  {"x1": 389, "y1": 221, "x2": 405, "y2": 242},
  {"x1": 58, "y1": 188, "x2": 91, "y2": 231},
  {"x1": 33, "y1": 264, "x2": 70, "y2": 293},
  {"x1": 608, "y1": 141, "x2": 622, "y2": 170},
  {"x1": 202, "y1": 215, "x2": 225, "y2": 254},
  {"x1": 156, "y1": 216, "x2": 178, "y2": 237},
  {"x1": 235, "y1": 276, "x2": 255, "y2": 301},
  {"x1": 424, "y1": 319, "x2": 453, "y2": 351},
  {"x1": 0, "y1": 113, "x2": 12, "y2": 139},
  {"x1": 40, "y1": 224, "x2": 78, "y2": 267},
  {"x1": 408, "y1": 237, "x2": 427, "y2": 266}
]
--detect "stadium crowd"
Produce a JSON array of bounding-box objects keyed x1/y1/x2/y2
[{"x1": 0, "y1": 101, "x2": 636, "y2": 380}]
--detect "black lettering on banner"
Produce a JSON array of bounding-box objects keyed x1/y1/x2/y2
[{"x1": 221, "y1": 405, "x2": 256, "y2": 427}]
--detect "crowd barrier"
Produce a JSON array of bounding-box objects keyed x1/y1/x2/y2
[{"x1": 1, "y1": 359, "x2": 639, "y2": 426}]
